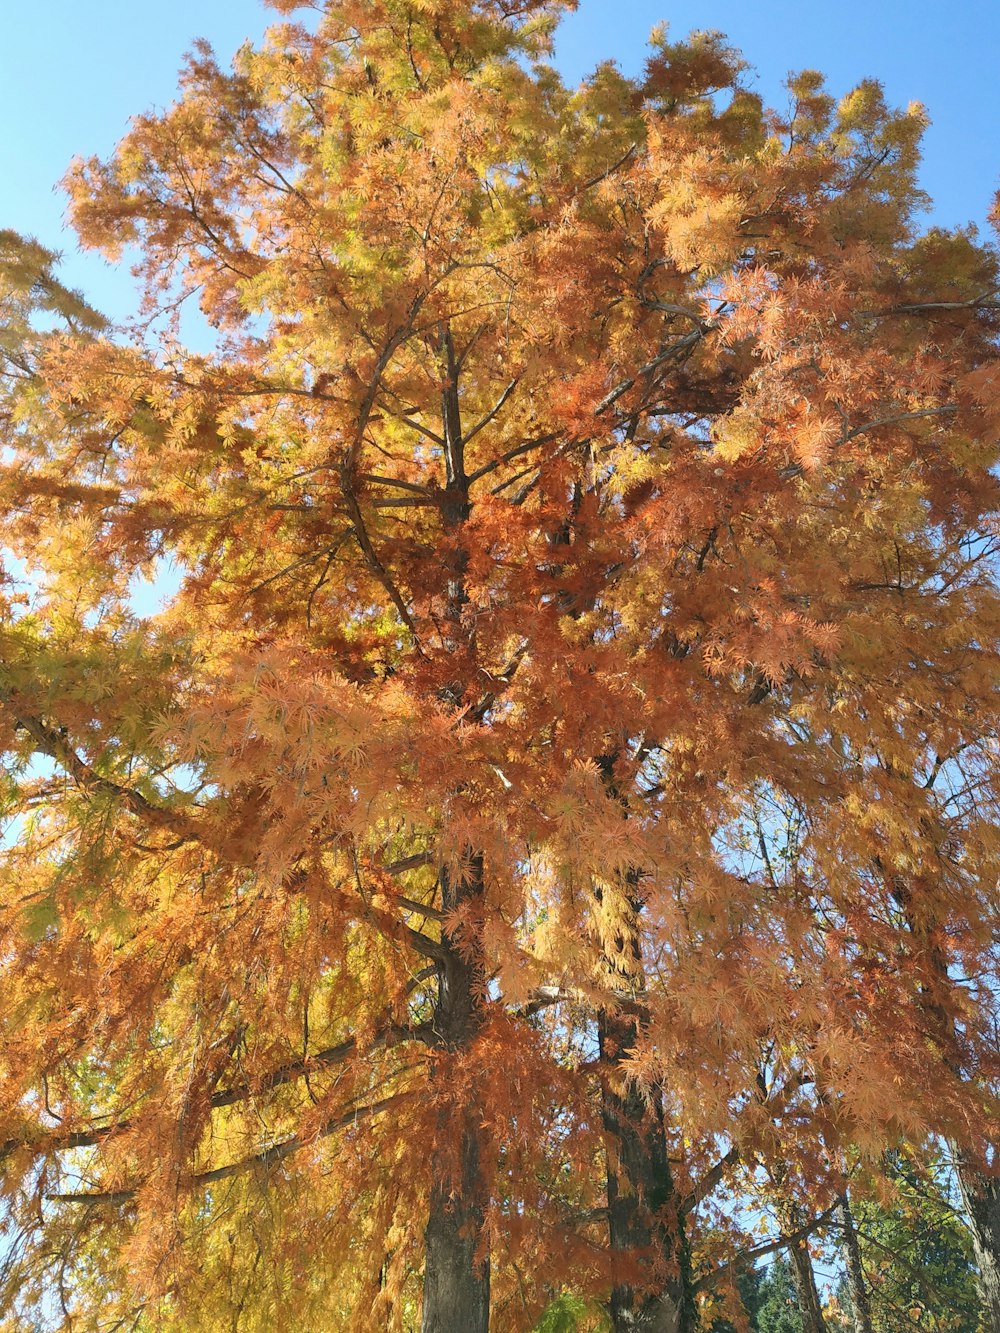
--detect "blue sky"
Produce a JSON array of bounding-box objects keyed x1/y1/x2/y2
[{"x1": 1, "y1": 0, "x2": 998, "y2": 324}]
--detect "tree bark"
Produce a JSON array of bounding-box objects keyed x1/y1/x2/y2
[
  {"x1": 423, "y1": 1116, "x2": 490, "y2": 1333},
  {"x1": 788, "y1": 1238, "x2": 826, "y2": 1333},
  {"x1": 421, "y1": 858, "x2": 490, "y2": 1333},
  {"x1": 593, "y1": 754, "x2": 695, "y2": 1333},
  {"x1": 779, "y1": 1200, "x2": 826, "y2": 1333},
  {"x1": 889, "y1": 879, "x2": 1000, "y2": 1333},
  {"x1": 421, "y1": 338, "x2": 490, "y2": 1332},
  {"x1": 954, "y1": 1151, "x2": 1000, "y2": 1333},
  {"x1": 837, "y1": 1192, "x2": 874, "y2": 1333},
  {"x1": 600, "y1": 1005, "x2": 693, "y2": 1333}
]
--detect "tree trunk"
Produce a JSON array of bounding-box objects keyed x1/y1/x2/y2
[
  {"x1": 954, "y1": 1151, "x2": 1000, "y2": 1333},
  {"x1": 422, "y1": 1118, "x2": 490, "y2": 1333},
  {"x1": 420, "y1": 334, "x2": 491, "y2": 1332},
  {"x1": 600, "y1": 1006, "x2": 693, "y2": 1333},
  {"x1": 421, "y1": 858, "x2": 490, "y2": 1333},
  {"x1": 837, "y1": 1193, "x2": 874, "y2": 1333},
  {"x1": 593, "y1": 754, "x2": 695, "y2": 1333},
  {"x1": 781, "y1": 1203, "x2": 826, "y2": 1333},
  {"x1": 891, "y1": 878, "x2": 1000, "y2": 1333}
]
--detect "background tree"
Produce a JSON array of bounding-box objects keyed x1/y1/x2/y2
[
  {"x1": 757, "y1": 1261, "x2": 809, "y2": 1333},
  {"x1": 841, "y1": 1155, "x2": 983, "y2": 1333}
]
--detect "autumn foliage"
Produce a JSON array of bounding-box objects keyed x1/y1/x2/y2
[{"x1": 1, "y1": 1, "x2": 999, "y2": 1329}]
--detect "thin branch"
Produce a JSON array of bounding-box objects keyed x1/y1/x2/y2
[
  {"x1": 467, "y1": 434, "x2": 558, "y2": 484},
  {"x1": 395, "y1": 895, "x2": 445, "y2": 922},
  {"x1": 683, "y1": 1145, "x2": 741, "y2": 1216},
  {"x1": 859, "y1": 291, "x2": 1000, "y2": 318},
  {"x1": 594, "y1": 329, "x2": 709, "y2": 416},
  {"x1": 575, "y1": 143, "x2": 638, "y2": 195},
  {"x1": 339, "y1": 465, "x2": 425, "y2": 652},
  {"x1": 8, "y1": 707, "x2": 197, "y2": 841},
  {"x1": 383, "y1": 852, "x2": 435, "y2": 876},
  {"x1": 377, "y1": 407, "x2": 446, "y2": 446},
  {"x1": 46, "y1": 1090, "x2": 418, "y2": 1206},
  {"x1": 463, "y1": 379, "x2": 519, "y2": 445},
  {"x1": 694, "y1": 1202, "x2": 838, "y2": 1292},
  {"x1": 358, "y1": 472, "x2": 432, "y2": 496},
  {"x1": 6, "y1": 1023, "x2": 437, "y2": 1160},
  {"x1": 779, "y1": 405, "x2": 959, "y2": 479}
]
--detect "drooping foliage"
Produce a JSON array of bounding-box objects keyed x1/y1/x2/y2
[{"x1": 1, "y1": 1, "x2": 1000, "y2": 1329}]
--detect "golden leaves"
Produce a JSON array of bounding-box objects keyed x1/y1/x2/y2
[{"x1": 3, "y1": 2, "x2": 1000, "y2": 1327}]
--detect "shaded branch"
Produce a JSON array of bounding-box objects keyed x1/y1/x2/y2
[
  {"x1": 463, "y1": 379, "x2": 518, "y2": 445},
  {"x1": 682, "y1": 1145, "x2": 741, "y2": 1216},
  {"x1": 779, "y1": 405, "x2": 959, "y2": 479}
]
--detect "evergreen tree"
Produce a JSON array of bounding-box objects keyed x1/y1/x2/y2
[
  {"x1": 840, "y1": 1158, "x2": 982, "y2": 1333},
  {"x1": 757, "y1": 1261, "x2": 809, "y2": 1333}
]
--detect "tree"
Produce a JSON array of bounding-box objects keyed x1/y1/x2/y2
[
  {"x1": 955, "y1": 1154, "x2": 1000, "y2": 1332},
  {"x1": 837, "y1": 1192, "x2": 874, "y2": 1333},
  {"x1": 757, "y1": 1261, "x2": 808, "y2": 1333},
  {"x1": 2, "y1": 1, "x2": 1000, "y2": 1329},
  {"x1": 840, "y1": 1155, "x2": 982, "y2": 1333}
]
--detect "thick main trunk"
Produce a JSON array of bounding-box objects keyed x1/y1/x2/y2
[
  {"x1": 420, "y1": 334, "x2": 491, "y2": 1331},
  {"x1": 423, "y1": 1118, "x2": 490, "y2": 1333},
  {"x1": 421, "y1": 858, "x2": 490, "y2": 1333},
  {"x1": 838, "y1": 1193, "x2": 874, "y2": 1333},
  {"x1": 892, "y1": 878, "x2": 1000, "y2": 1333},
  {"x1": 954, "y1": 1151, "x2": 1000, "y2": 1333},
  {"x1": 600, "y1": 1005, "x2": 694, "y2": 1333}
]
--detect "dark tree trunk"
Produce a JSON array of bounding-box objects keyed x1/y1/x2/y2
[
  {"x1": 837, "y1": 1193, "x2": 874, "y2": 1333},
  {"x1": 890, "y1": 878, "x2": 1000, "y2": 1333},
  {"x1": 788, "y1": 1239, "x2": 826, "y2": 1333},
  {"x1": 421, "y1": 335, "x2": 490, "y2": 1332},
  {"x1": 421, "y1": 858, "x2": 490, "y2": 1333},
  {"x1": 954, "y1": 1151, "x2": 1000, "y2": 1333},
  {"x1": 600, "y1": 1006, "x2": 694, "y2": 1333},
  {"x1": 423, "y1": 1114, "x2": 490, "y2": 1333}
]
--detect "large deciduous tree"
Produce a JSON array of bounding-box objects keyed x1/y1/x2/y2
[{"x1": 2, "y1": 2, "x2": 1000, "y2": 1329}]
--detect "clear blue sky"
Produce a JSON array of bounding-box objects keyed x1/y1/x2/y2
[{"x1": 2, "y1": 0, "x2": 998, "y2": 323}]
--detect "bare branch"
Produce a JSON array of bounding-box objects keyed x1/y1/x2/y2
[
  {"x1": 779, "y1": 405, "x2": 959, "y2": 479},
  {"x1": 8, "y1": 708, "x2": 197, "y2": 841},
  {"x1": 5, "y1": 1023, "x2": 437, "y2": 1161},
  {"x1": 467, "y1": 434, "x2": 558, "y2": 485}
]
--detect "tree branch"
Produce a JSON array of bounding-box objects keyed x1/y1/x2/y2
[
  {"x1": 463, "y1": 379, "x2": 519, "y2": 445},
  {"x1": 694, "y1": 1202, "x2": 838, "y2": 1293},
  {"x1": 8, "y1": 707, "x2": 198, "y2": 841},
  {"x1": 46, "y1": 1089, "x2": 418, "y2": 1206},
  {"x1": 778, "y1": 405, "x2": 959, "y2": 479}
]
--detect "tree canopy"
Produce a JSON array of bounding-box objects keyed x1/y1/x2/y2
[{"x1": 1, "y1": 2, "x2": 999, "y2": 1330}]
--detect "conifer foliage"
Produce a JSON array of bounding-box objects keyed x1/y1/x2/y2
[{"x1": 1, "y1": 2, "x2": 999, "y2": 1329}]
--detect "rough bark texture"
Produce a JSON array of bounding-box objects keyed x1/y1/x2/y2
[
  {"x1": 421, "y1": 859, "x2": 490, "y2": 1333},
  {"x1": 895, "y1": 877, "x2": 1000, "y2": 1333},
  {"x1": 600, "y1": 1005, "x2": 693, "y2": 1332},
  {"x1": 955, "y1": 1152, "x2": 1000, "y2": 1333},
  {"x1": 782, "y1": 1205, "x2": 826, "y2": 1333},
  {"x1": 838, "y1": 1193, "x2": 874, "y2": 1333},
  {"x1": 595, "y1": 755, "x2": 695, "y2": 1333},
  {"x1": 422, "y1": 1118, "x2": 490, "y2": 1333}
]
